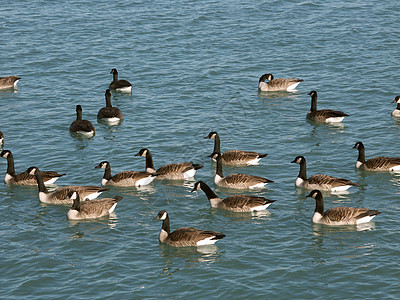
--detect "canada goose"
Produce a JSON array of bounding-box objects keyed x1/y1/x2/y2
[
  {"x1": 153, "y1": 210, "x2": 225, "y2": 247},
  {"x1": 97, "y1": 89, "x2": 123, "y2": 124},
  {"x1": 391, "y1": 96, "x2": 400, "y2": 117},
  {"x1": 1, "y1": 150, "x2": 65, "y2": 185},
  {"x1": 291, "y1": 155, "x2": 359, "y2": 192},
  {"x1": 109, "y1": 68, "x2": 132, "y2": 93},
  {"x1": 213, "y1": 153, "x2": 273, "y2": 189},
  {"x1": 0, "y1": 76, "x2": 20, "y2": 90},
  {"x1": 67, "y1": 191, "x2": 123, "y2": 220},
  {"x1": 307, "y1": 91, "x2": 349, "y2": 123},
  {"x1": 191, "y1": 181, "x2": 276, "y2": 212},
  {"x1": 353, "y1": 141, "x2": 400, "y2": 171},
  {"x1": 134, "y1": 148, "x2": 203, "y2": 180},
  {"x1": 306, "y1": 190, "x2": 381, "y2": 225},
  {"x1": 95, "y1": 161, "x2": 157, "y2": 186},
  {"x1": 258, "y1": 73, "x2": 303, "y2": 92},
  {"x1": 204, "y1": 131, "x2": 267, "y2": 165},
  {"x1": 28, "y1": 167, "x2": 107, "y2": 204},
  {"x1": 69, "y1": 105, "x2": 95, "y2": 137},
  {"x1": 0, "y1": 131, "x2": 4, "y2": 147}
]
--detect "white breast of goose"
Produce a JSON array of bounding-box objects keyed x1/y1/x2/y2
[
  {"x1": 295, "y1": 177, "x2": 305, "y2": 187},
  {"x1": 39, "y1": 192, "x2": 50, "y2": 203},
  {"x1": 392, "y1": 109, "x2": 400, "y2": 117},
  {"x1": 4, "y1": 173, "x2": 13, "y2": 184},
  {"x1": 101, "y1": 178, "x2": 109, "y2": 186},
  {"x1": 214, "y1": 174, "x2": 223, "y2": 185},
  {"x1": 209, "y1": 197, "x2": 223, "y2": 208},
  {"x1": 355, "y1": 161, "x2": 363, "y2": 169},
  {"x1": 312, "y1": 212, "x2": 324, "y2": 224}
]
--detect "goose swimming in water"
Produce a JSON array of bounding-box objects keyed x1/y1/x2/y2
[
  {"x1": 69, "y1": 105, "x2": 95, "y2": 137},
  {"x1": 0, "y1": 76, "x2": 20, "y2": 90},
  {"x1": 109, "y1": 68, "x2": 132, "y2": 93},
  {"x1": 258, "y1": 73, "x2": 303, "y2": 92},
  {"x1": 391, "y1": 95, "x2": 400, "y2": 117},
  {"x1": 97, "y1": 89, "x2": 123, "y2": 124},
  {"x1": 353, "y1": 141, "x2": 400, "y2": 171},
  {"x1": 306, "y1": 91, "x2": 349, "y2": 123},
  {"x1": 153, "y1": 210, "x2": 225, "y2": 247}
]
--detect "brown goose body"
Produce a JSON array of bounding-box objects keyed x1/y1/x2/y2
[
  {"x1": 28, "y1": 167, "x2": 107, "y2": 204},
  {"x1": 353, "y1": 142, "x2": 400, "y2": 171},
  {"x1": 204, "y1": 131, "x2": 267, "y2": 165},
  {"x1": 154, "y1": 210, "x2": 225, "y2": 247},
  {"x1": 95, "y1": 161, "x2": 157, "y2": 187},
  {"x1": 291, "y1": 156, "x2": 359, "y2": 192},
  {"x1": 67, "y1": 191, "x2": 123, "y2": 220},
  {"x1": 0, "y1": 76, "x2": 20, "y2": 90},
  {"x1": 1, "y1": 150, "x2": 65, "y2": 185},
  {"x1": 97, "y1": 89, "x2": 123, "y2": 122},
  {"x1": 258, "y1": 73, "x2": 303, "y2": 92},
  {"x1": 135, "y1": 148, "x2": 203, "y2": 180},
  {"x1": 307, "y1": 190, "x2": 381, "y2": 225},
  {"x1": 306, "y1": 91, "x2": 348, "y2": 123},
  {"x1": 69, "y1": 105, "x2": 95, "y2": 137},
  {"x1": 109, "y1": 68, "x2": 132, "y2": 92},
  {"x1": 192, "y1": 181, "x2": 276, "y2": 212}
]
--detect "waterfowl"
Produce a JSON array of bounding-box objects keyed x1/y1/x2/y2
[
  {"x1": 258, "y1": 73, "x2": 303, "y2": 92},
  {"x1": 307, "y1": 190, "x2": 381, "y2": 225},
  {"x1": 213, "y1": 153, "x2": 273, "y2": 189},
  {"x1": 69, "y1": 105, "x2": 95, "y2": 137},
  {"x1": 192, "y1": 181, "x2": 276, "y2": 212},
  {"x1": 204, "y1": 131, "x2": 267, "y2": 165},
  {"x1": 391, "y1": 96, "x2": 400, "y2": 117},
  {"x1": 28, "y1": 167, "x2": 107, "y2": 204},
  {"x1": 307, "y1": 91, "x2": 349, "y2": 123},
  {"x1": 353, "y1": 141, "x2": 400, "y2": 171},
  {"x1": 134, "y1": 148, "x2": 203, "y2": 180},
  {"x1": 153, "y1": 210, "x2": 225, "y2": 247},
  {"x1": 109, "y1": 68, "x2": 132, "y2": 93},
  {"x1": 97, "y1": 89, "x2": 123, "y2": 124},
  {"x1": 95, "y1": 161, "x2": 157, "y2": 187},
  {"x1": 0, "y1": 76, "x2": 20, "y2": 90},
  {"x1": 291, "y1": 155, "x2": 359, "y2": 192},
  {"x1": 1, "y1": 150, "x2": 65, "y2": 185},
  {"x1": 0, "y1": 131, "x2": 4, "y2": 147},
  {"x1": 67, "y1": 191, "x2": 123, "y2": 220}
]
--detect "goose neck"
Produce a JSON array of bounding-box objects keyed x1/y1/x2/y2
[
  {"x1": 310, "y1": 94, "x2": 318, "y2": 112},
  {"x1": 103, "y1": 164, "x2": 112, "y2": 180},
  {"x1": 216, "y1": 155, "x2": 224, "y2": 177},
  {"x1": 145, "y1": 150, "x2": 156, "y2": 172},
  {"x1": 213, "y1": 134, "x2": 221, "y2": 153},
  {"x1": 200, "y1": 182, "x2": 219, "y2": 199},
  {"x1": 314, "y1": 194, "x2": 324, "y2": 216},
  {"x1": 6, "y1": 152, "x2": 16, "y2": 176},
  {"x1": 298, "y1": 159, "x2": 307, "y2": 180},
  {"x1": 34, "y1": 171, "x2": 48, "y2": 193},
  {"x1": 105, "y1": 94, "x2": 112, "y2": 108},
  {"x1": 357, "y1": 146, "x2": 366, "y2": 163}
]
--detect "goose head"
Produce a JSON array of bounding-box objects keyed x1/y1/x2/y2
[
  {"x1": 204, "y1": 132, "x2": 218, "y2": 139},
  {"x1": 95, "y1": 161, "x2": 109, "y2": 169},
  {"x1": 291, "y1": 155, "x2": 305, "y2": 164},
  {"x1": 135, "y1": 148, "x2": 149, "y2": 157},
  {"x1": 0, "y1": 150, "x2": 11, "y2": 158},
  {"x1": 392, "y1": 96, "x2": 400, "y2": 104},
  {"x1": 153, "y1": 210, "x2": 168, "y2": 220}
]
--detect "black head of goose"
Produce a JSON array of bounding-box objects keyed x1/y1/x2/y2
[
  {"x1": 391, "y1": 95, "x2": 400, "y2": 117},
  {"x1": 191, "y1": 181, "x2": 276, "y2": 212},
  {"x1": 134, "y1": 148, "x2": 203, "y2": 180},
  {"x1": 0, "y1": 131, "x2": 4, "y2": 147},
  {"x1": 204, "y1": 131, "x2": 268, "y2": 165},
  {"x1": 95, "y1": 161, "x2": 157, "y2": 187},
  {"x1": 306, "y1": 91, "x2": 349, "y2": 123},
  {"x1": 69, "y1": 105, "x2": 95, "y2": 137},
  {"x1": 109, "y1": 68, "x2": 132, "y2": 93},
  {"x1": 0, "y1": 76, "x2": 20, "y2": 90},
  {"x1": 97, "y1": 89, "x2": 123, "y2": 124},
  {"x1": 1, "y1": 150, "x2": 65, "y2": 185},
  {"x1": 306, "y1": 190, "x2": 381, "y2": 225},
  {"x1": 258, "y1": 73, "x2": 303, "y2": 92},
  {"x1": 153, "y1": 210, "x2": 225, "y2": 247},
  {"x1": 291, "y1": 155, "x2": 359, "y2": 192},
  {"x1": 213, "y1": 152, "x2": 273, "y2": 189},
  {"x1": 67, "y1": 190, "x2": 123, "y2": 220},
  {"x1": 353, "y1": 141, "x2": 400, "y2": 171},
  {"x1": 27, "y1": 166, "x2": 107, "y2": 204}
]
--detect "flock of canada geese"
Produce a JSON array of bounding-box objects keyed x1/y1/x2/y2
[{"x1": 2, "y1": 70, "x2": 400, "y2": 247}]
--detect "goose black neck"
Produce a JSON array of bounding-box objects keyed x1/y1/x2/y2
[
  {"x1": 213, "y1": 134, "x2": 221, "y2": 153},
  {"x1": 34, "y1": 170, "x2": 48, "y2": 193},
  {"x1": 6, "y1": 152, "x2": 16, "y2": 176},
  {"x1": 76, "y1": 109, "x2": 83, "y2": 121},
  {"x1": 199, "y1": 181, "x2": 218, "y2": 199},
  {"x1": 145, "y1": 150, "x2": 155, "y2": 170},
  {"x1": 397, "y1": 103, "x2": 400, "y2": 110},
  {"x1": 105, "y1": 93, "x2": 112, "y2": 108},
  {"x1": 112, "y1": 72, "x2": 118, "y2": 82},
  {"x1": 103, "y1": 164, "x2": 112, "y2": 180},
  {"x1": 298, "y1": 159, "x2": 307, "y2": 180},
  {"x1": 216, "y1": 154, "x2": 223, "y2": 177},
  {"x1": 357, "y1": 145, "x2": 366, "y2": 163},
  {"x1": 310, "y1": 94, "x2": 318, "y2": 112},
  {"x1": 162, "y1": 215, "x2": 170, "y2": 235},
  {"x1": 72, "y1": 195, "x2": 81, "y2": 211},
  {"x1": 314, "y1": 193, "x2": 324, "y2": 216}
]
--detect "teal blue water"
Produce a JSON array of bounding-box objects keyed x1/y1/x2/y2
[{"x1": 1, "y1": 0, "x2": 400, "y2": 298}]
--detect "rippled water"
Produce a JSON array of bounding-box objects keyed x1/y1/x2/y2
[{"x1": 1, "y1": 0, "x2": 400, "y2": 298}]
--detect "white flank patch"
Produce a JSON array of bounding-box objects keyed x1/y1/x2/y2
[
  {"x1": 183, "y1": 169, "x2": 196, "y2": 179},
  {"x1": 331, "y1": 185, "x2": 352, "y2": 192},
  {"x1": 246, "y1": 158, "x2": 261, "y2": 165},
  {"x1": 325, "y1": 117, "x2": 345, "y2": 123},
  {"x1": 116, "y1": 86, "x2": 132, "y2": 93},
  {"x1": 287, "y1": 82, "x2": 300, "y2": 91},
  {"x1": 249, "y1": 182, "x2": 267, "y2": 189},
  {"x1": 108, "y1": 203, "x2": 118, "y2": 214},
  {"x1": 135, "y1": 175, "x2": 156, "y2": 186},
  {"x1": 251, "y1": 203, "x2": 271, "y2": 211},
  {"x1": 390, "y1": 165, "x2": 400, "y2": 172},
  {"x1": 13, "y1": 79, "x2": 20, "y2": 87},
  {"x1": 4, "y1": 173, "x2": 13, "y2": 183},
  {"x1": 356, "y1": 215, "x2": 376, "y2": 224},
  {"x1": 312, "y1": 212, "x2": 323, "y2": 224},
  {"x1": 0, "y1": 138, "x2": 3, "y2": 145},
  {"x1": 214, "y1": 174, "x2": 223, "y2": 185},
  {"x1": 392, "y1": 109, "x2": 400, "y2": 117},
  {"x1": 295, "y1": 177, "x2": 304, "y2": 187},
  {"x1": 76, "y1": 130, "x2": 95, "y2": 137},
  {"x1": 44, "y1": 177, "x2": 59, "y2": 185},
  {"x1": 84, "y1": 192, "x2": 102, "y2": 201},
  {"x1": 197, "y1": 236, "x2": 219, "y2": 246},
  {"x1": 101, "y1": 117, "x2": 121, "y2": 126}
]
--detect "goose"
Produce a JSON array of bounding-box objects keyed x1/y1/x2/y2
[
  {"x1": 134, "y1": 148, "x2": 203, "y2": 180},
  {"x1": 0, "y1": 131, "x2": 4, "y2": 147},
  {"x1": 28, "y1": 167, "x2": 107, "y2": 204},
  {"x1": 306, "y1": 190, "x2": 381, "y2": 225},
  {"x1": 391, "y1": 96, "x2": 400, "y2": 117},
  {"x1": 291, "y1": 155, "x2": 359, "y2": 192},
  {"x1": 153, "y1": 210, "x2": 225, "y2": 247},
  {"x1": 109, "y1": 68, "x2": 132, "y2": 93},
  {"x1": 213, "y1": 152, "x2": 273, "y2": 189},
  {"x1": 67, "y1": 191, "x2": 123, "y2": 220},
  {"x1": 1, "y1": 150, "x2": 65, "y2": 185},
  {"x1": 97, "y1": 89, "x2": 123, "y2": 124},
  {"x1": 69, "y1": 105, "x2": 95, "y2": 137},
  {"x1": 191, "y1": 181, "x2": 276, "y2": 212},
  {"x1": 0, "y1": 76, "x2": 20, "y2": 90},
  {"x1": 307, "y1": 91, "x2": 349, "y2": 123},
  {"x1": 258, "y1": 73, "x2": 303, "y2": 92},
  {"x1": 204, "y1": 131, "x2": 267, "y2": 165},
  {"x1": 353, "y1": 141, "x2": 400, "y2": 171},
  {"x1": 95, "y1": 161, "x2": 157, "y2": 187}
]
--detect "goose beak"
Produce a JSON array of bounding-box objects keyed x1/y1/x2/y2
[
  {"x1": 94, "y1": 165, "x2": 100, "y2": 169},
  {"x1": 308, "y1": 92, "x2": 312, "y2": 95},
  {"x1": 290, "y1": 159, "x2": 296, "y2": 163},
  {"x1": 134, "y1": 152, "x2": 140, "y2": 156},
  {"x1": 190, "y1": 187, "x2": 196, "y2": 193}
]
